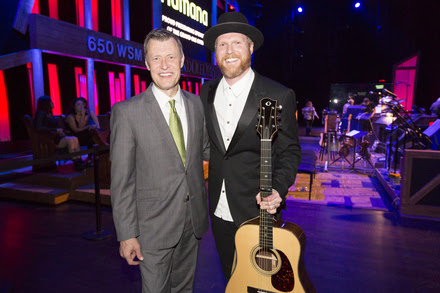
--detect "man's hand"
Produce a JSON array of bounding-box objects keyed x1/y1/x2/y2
[
  {"x1": 256, "y1": 189, "x2": 282, "y2": 214},
  {"x1": 119, "y1": 238, "x2": 144, "y2": 265}
]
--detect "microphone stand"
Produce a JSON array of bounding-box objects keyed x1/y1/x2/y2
[{"x1": 385, "y1": 104, "x2": 432, "y2": 172}]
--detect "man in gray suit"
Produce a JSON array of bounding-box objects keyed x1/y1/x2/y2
[{"x1": 110, "y1": 29, "x2": 209, "y2": 293}]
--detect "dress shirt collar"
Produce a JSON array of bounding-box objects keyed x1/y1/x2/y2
[
  {"x1": 152, "y1": 84, "x2": 183, "y2": 108},
  {"x1": 220, "y1": 68, "x2": 255, "y2": 98}
]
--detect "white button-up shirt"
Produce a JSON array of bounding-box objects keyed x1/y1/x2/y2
[
  {"x1": 213, "y1": 68, "x2": 255, "y2": 221},
  {"x1": 152, "y1": 84, "x2": 188, "y2": 147}
]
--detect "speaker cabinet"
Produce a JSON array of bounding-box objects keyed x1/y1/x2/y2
[{"x1": 400, "y1": 149, "x2": 440, "y2": 219}]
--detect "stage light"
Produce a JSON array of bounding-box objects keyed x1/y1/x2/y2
[
  {"x1": 297, "y1": 6, "x2": 303, "y2": 13},
  {"x1": 354, "y1": 2, "x2": 361, "y2": 8},
  {"x1": 333, "y1": 99, "x2": 339, "y2": 104}
]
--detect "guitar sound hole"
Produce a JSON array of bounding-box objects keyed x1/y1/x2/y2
[{"x1": 254, "y1": 248, "x2": 278, "y2": 272}]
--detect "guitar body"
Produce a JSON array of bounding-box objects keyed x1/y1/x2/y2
[{"x1": 226, "y1": 217, "x2": 316, "y2": 293}]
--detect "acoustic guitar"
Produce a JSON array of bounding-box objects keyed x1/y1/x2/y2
[{"x1": 225, "y1": 98, "x2": 315, "y2": 293}]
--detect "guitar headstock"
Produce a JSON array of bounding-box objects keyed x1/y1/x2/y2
[{"x1": 257, "y1": 98, "x2": 279, "y2": 140}]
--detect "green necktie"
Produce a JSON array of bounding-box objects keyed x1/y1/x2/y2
[{"x1": 168, "y1": 99, "x2": 186, "y2": 165}]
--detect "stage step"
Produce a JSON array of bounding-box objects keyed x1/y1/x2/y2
[
  {"x1": 70, "y1": 184, "x2": 111, "y2": 205},
  {"x1": 0, "y1": 182, "x2": 70, "y2": 205},
  {"x1": 8, "y1": 165, "x2": 94, "y2": 190}
]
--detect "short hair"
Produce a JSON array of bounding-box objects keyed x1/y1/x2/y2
[
  {"x1": 214, "y1": 35, "x2": 253, "y2": 52},
  {"x1": 36, "y1": 95, "x2": 53, "y2": 113},
  {"x1": 143, "y1": 29, "x2": 183, "y2": 59},
  {"x1": 71, "y1": 97, "x2": 88, "y2": 114}
]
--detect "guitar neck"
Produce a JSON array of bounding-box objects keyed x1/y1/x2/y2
[{"x1": 260, "y1": 139, "x2": 273, "y2": 249}]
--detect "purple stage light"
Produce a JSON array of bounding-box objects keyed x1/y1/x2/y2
[
  {"x1": 355, "y1": 2, "x2": 361, "y2": 8},
  {"x1": 297, "y1": 6, "x2": 303, "y2": 13}
]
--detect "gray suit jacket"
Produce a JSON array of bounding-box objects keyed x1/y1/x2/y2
[{"x1": 110, "y1": 84, "x2": 209, "y2": 249}]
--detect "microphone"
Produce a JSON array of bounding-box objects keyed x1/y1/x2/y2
[{"x1": 382, "y1": 88, "x2": 397, "y2": 97}]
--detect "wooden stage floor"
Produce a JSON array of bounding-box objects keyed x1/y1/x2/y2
[
  {"x1": 0, "y1": 128, "x2": 439, "y2": 292},
  {"x1": 0, "y1": 200, "x2": 439, "y2": 292}
]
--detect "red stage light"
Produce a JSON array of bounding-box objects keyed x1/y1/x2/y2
[
  {"x1": 112, "y1": 0, "x2": 122, "y2": 38},
  {"x1": 109, "y1": 71, "x2": 116, "y2": 106},
  {"x1": 0, "y1": 70, "x2": 11, "y2": 141},
  {"x1": 48, "y1": 0, "x2": 58, "y2": 19},
  {"x1": 32, "y1": 0, "x2": 40, "y2": 14},
  {"x1": 47, "y1": 64, "x2": 62, "y2": 115},
  {"x1": 119, "y1": 72, "x2": 126, "y2": 101},
  {"x1": 94, "y1": 72, "x2": 98, "y2": 114},
  {"x1": 74, "y1": 67, "x2": 83, "y2": 98},
  {"x1": 134, "y1": 74, "x2": 140, "y2": 95},
  {"x1": 76, "y1": 0, "x2": 85, "y2": 27},
  {"x1": 92, "y1": 0, "x2": 99, "y2": 31},
  {"x1": 27, "y1": 63, "x2": 36, "y2": 116}
]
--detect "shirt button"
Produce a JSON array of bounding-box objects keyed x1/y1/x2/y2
[
  {"x1": 226, "y1": 138, "x2": 230, "y2": 141},
  {"x1": 227, "y1": 121, "x2": 230, "y2": 124},
  {"x1": 229, "y1": 104, "x2": 232, "y2": 106}
]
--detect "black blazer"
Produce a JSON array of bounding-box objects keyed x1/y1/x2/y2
[{"x1": 201, "y1": 72, "x2": 302, "y2": 227}]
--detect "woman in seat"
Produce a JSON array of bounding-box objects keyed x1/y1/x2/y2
[
  {"x1": 34, "y1": 96, "x2": 87, "y2": 171},
  {"x1": 65, "y1": 97, "x2": 100, "y2": 148}
]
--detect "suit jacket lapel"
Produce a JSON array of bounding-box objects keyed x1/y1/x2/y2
[
  {"x1": 227, "y1": 73, "x2": 262, "y2": 153},
  {"x1": 182, "y1": 91, "x2": 193, "y2": 168},
  {"x1": 143, "y1": 84, "x2": 185, "y2": 168},
  {"x1": 206, "y1": 78, "x2": 227, "y2": 154}
]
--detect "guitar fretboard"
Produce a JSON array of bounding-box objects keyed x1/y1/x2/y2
[{"x1": 260, "y1": 139, "x2": 273, "y2": 249}]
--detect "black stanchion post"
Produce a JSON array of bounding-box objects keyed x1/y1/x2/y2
[{"x1": 83, "y1": 145, "x2": 113, "y2": 241}]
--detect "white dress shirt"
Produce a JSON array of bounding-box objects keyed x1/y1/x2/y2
[
  {"x1": 213, "y1": 68, "x2": 255, "y2": 221},
  {"x1": 152, "y1": 84, "x2": 188, "y2": 148}
]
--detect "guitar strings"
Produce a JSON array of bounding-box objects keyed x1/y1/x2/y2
[{"x1": 259, "y1": 102, "x2": 275, "y2": 292}]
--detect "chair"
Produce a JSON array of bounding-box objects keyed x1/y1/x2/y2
[
  {"x1": 96, "y1": 112, "x2": 111, "y2": 131},
  {"x1": 23, "y1": 115, "x2": 65, "y2": 172}
]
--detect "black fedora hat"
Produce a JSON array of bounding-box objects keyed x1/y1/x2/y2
[{"x1": 203, "y1": 12, "x2": 264, "y2": 52}]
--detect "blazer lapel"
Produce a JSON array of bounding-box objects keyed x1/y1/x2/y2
[
  {"x1": 226, "y1": 74, "x2": 262, "y2": 153},
  {"x1": 143, "y1": 84, "x2": 185, "y2": 168},
  {"x1": 206, "y1": 79, "x2": 227, "y2": 154},
  {"x1": 182, "y1": 91, "x2": 193, "y2": 169}
]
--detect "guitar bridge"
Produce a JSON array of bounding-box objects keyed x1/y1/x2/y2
[{"x1": 248, "y1": 286, "x2": 277, "y2": 293}]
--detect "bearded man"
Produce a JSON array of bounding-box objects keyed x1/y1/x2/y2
[{"x1": 200, "y1": 12, "x2": 302, "y2": 282}]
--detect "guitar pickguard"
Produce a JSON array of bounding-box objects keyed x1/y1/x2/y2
[{"x1": 272, "y1": 250, "x2": 295, "y2": 292}]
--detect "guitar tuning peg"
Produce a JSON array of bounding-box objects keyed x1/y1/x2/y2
[{"x1": 277, "y1": 105, "x2": 283, "y2": 111}]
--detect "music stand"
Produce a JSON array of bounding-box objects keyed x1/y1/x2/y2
[{"x1": 345, "y1": 130, "x2": 369, "y2": 170}]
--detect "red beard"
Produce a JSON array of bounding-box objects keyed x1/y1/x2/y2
[{"x1": 217, "y1": 52, "x2": 252, "y2": 80}]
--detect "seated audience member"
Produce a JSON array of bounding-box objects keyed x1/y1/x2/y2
[
  {"x1": 65, "y1": 97, "x2": 100, "y2": 148},
  {"x1": 34, "y1": 95, "x2": 87, "y2": 171}
]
